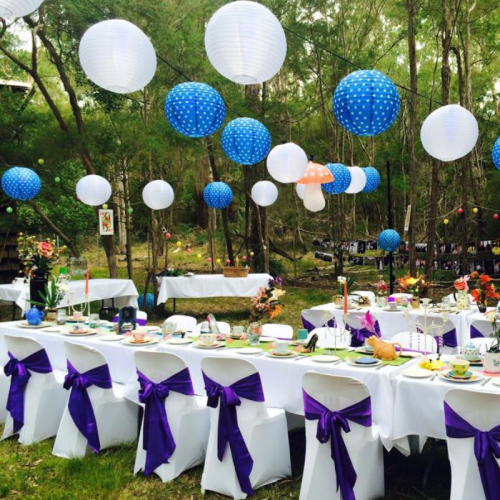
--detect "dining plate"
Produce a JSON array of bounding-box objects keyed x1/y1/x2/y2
[
  {"x1": 323, "y1": 343, "x2": 350, "y2": 351},
  {"x1": 17, "y1": 321, "x2": 51, "y2": 329},
  {"x1": 42, "y1": 326, "x2": 62, "y2": 333},
  {"x1": 66, "y1": 316, "x2": 88, "y2": 322},
  {"x1": 402, "y1": 366, "x2": 433, "y2": 378},
  {"x1": 267, "y1": 350, "x2": 298, "y2": 358},
  {"x1": 193, "y1": 341, "x2": 225, "y2": 349},
  {"x1": 312, "y1": 355, "x2": 340, "y2": 363},
  {"x1": 236, "y1": 347, "x2": 262, "y2": 355},
  {"x1": 400, "y1": 351, "x2": 423, "y2": 358},
  {"x1": 259, "y1": 337, "x2": 276, "y2": 343},
  {"x1": 98, "y1": 335, "x2": 125, "y2": 342},
  {"x1": 121, "y1": 337, "x2": 159, "y2": 346},
  {"x1": 165, "y1": 338, "x2": 192, "y2": 345},
  {"x1": 382, "y1": 306, "x2": 403, "y2": 312},
  {"x1": 346, "y1": 357, "x2": 383, "y2": 368},
  {"x1": 355, "y1": 346, "x2": 375, "y2": 354},
  {"x1": 61, "y1": 330, "x2": 97, "y2": 337},
  {"x1": 440, "y1": 370, "x2": 483, "y2": 383},
  {"x1": 144, "y1": 326, "x2": 161, "y2": 332}
]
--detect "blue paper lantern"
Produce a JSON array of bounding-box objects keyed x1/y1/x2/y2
[
  {"x1": 322, "y1": 163, "x2": 352, "y2": 195},
  {"x1": 203, "y1": 182, "x2": 233, "y2": 209},
  {"x1": 378, "y1": 229, "x2": 401, "y2": 252},
  {"x1": 1, "y1": 167, "x2": 41, "y2": 201},
  {"x1": 362, "y1": 167, "x2": 381, "y2": 193},
  {"x1": 493, "y1": 137, "x2": 500, "y2": 170},
  {"x1": 221, "y1": 118, "x2": 271, "y2": 165},
  {"x1": 138, "y1": 292, "x2": 155, "y2": 310},
  {"x1": 164, "y1": 82, "x2": 226, "y2": 138},
  {"x1": 333, "y1": 70, "x2": 400, "y2": 137}
]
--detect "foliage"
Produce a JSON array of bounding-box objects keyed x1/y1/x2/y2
[
  {"x1": 469, "y1": 272, "x2": 500, "y2": 305},
  {"x1": 27, "y1": 276, "x2": 68, "y2": 308},
  {"x1": 250, "y1": 276, "x2": 286, "y2": 322},
  {"x1": 17, "y1": 234, "x2": 66, "y2": 277},
  {"x1": 336, "y1": 275, "x2": 356, "y2": 295},
  {"x1": 397, "y1": 273, "x2": 430, "y2": 297}
]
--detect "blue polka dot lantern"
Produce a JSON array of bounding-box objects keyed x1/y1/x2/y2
[
  {"x1": 164, "y1": 82, "x2": 226, "y2": 138},
  {"x1": 493, "y1": 137, "x2": 500, "y2": 170},
  {"x1": 1, "y1": 167, "x2": 41, "y2": 201},
  {"x1": 203, "y1": 182, "x2": 233, "y2": 209},
  {"x1": 378, "y1": 229, "x2": 401, "y2": 252},
  {"x1": 333, "y1": 70, "x2": 400, "y2": 137},
  {"x1": 221, "y1": 118, "x2": 271, "y2": 165},
  {"x1": 138, "y1": 292, "x2": 155, "y2": 310},
  {"x1": 322, "y1": 163, "x2": 352, "y2": 195},
  {"x1": 362, "y1": 167, "x2": 381, "y2": 193}
]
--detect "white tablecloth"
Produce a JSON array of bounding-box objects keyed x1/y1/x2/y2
[
  {"x1": 157, "y1": 274, "x2": 272, "y2": 304},
  {"x1": 0, "y1": 279, "x2": 139, "y2": 312}
]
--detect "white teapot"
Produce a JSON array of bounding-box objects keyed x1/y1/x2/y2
[{"x1": 461, "y1": 341, "x2": 481, "y2": 361}]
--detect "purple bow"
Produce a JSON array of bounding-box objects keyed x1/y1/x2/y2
[
  {"x1": 137, "y1": 367, "x2": 195, "y2": 475},
  {"x1": 301, "y1": 316, "x2": 337, "y2": 333},
  {"x1": 203, "y1": 371, "x2": 265, "y2": 496},
  {"x1": 4, "y1": 349, "x2": 53, "y2": 433},
  {"x1": 416, "y1": 326, "x2": 458, "y2": 348},
  {"x1": 303, "y1": 390, "x2": 372, "y2": 500},
  {"x1": 63, "y1": 361, "x2": 113, "y2": 453},
  {"x1": 346, "y1": 321, "x2": 381, "y2": 347},
  {"x1": 470, "y1": 325, "x2": 486, "y2": 339},
  {"x1": 444, "y1": 402, "x2": 500, "y2": 500}
]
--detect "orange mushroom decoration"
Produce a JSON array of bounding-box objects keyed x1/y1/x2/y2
[{"x1": 296, "y1": 161, "x2": 334, "y2": 212}]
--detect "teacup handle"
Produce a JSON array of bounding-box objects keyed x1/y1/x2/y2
[{"x1": 392, "y1": 342, "x2": 403, "y2": 358}]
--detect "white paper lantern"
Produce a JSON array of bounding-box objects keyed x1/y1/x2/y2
[
  {"x1": 142, "y1": 180, "x2": 174, "y2": 210},
  {"x1": 421, "y1": 104, "x2": 478, "y2": 162},
  {"x1": 295, "y1": 183, "x2": 305, "y2": 200},
  {"x1": 345, "y1": 167, "x2": 367, "y2": 194},
  {"x1": 79, "y1": 20, "x2": 157, "y2": 94},
  {"x1": 76, "y1": 175, "x2": 111, "y2": 206},
  {"x1": 267, "y1": 143, "x2": 308, "y2": 183},
  {"x1": 205, "y1": 1, "x2": 286, "y2": 85},
  {"x1": 0, "y1": 0, "x2": 43, "y2": 17},
  {"x1": 251, "y1": 181, "x2": 278, "y2": 207}
]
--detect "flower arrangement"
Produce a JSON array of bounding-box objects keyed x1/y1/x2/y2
[
  {"x1": 361, "y1": 311, "x2": 377, "y2": 333},
  {"x1": 397, "y1": 273, "x2": 430, "y2": 297},
  {"x1": 469, "y1": 272, "x2": 499, "y2": 306},
  {"x1": 337, "y1": 276, "x2": 355, "y2": 295},
  {"x1": 17, "y1": 233, "x2": 66, "y2": 278},
  {"x1": 374, "y1": 276, "x2": 388, "y2": 296},
  {"x1": 27, "y1": 276, "x2": 69, "y2": 309},
  {"x1": 250, "y1": 277, "x2": 286, "y2": 322},
  {"x1": 454, "y1": 275, "x2": 470, "y2": 292}
]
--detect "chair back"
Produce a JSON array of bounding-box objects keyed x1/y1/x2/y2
[
  {"x1": 470, "y1": 319, "x2": 495, "y2": 338},
  {"x1": 311, "y1": 327, "x2": 349, "y2": 347},
  {"x1": 301, "y1": 308, "x2": 337, "y2": 332},
  {"x1": 262, "y1": 324, "x2": 293, "y2": 340},
  {"x1": 4, "y1": 335, "x2": 46, "y2": 360},
  {"x1": 391, "y1": 331, "x2": 437, "y2": 353},
  {"x1": 415, "y1": 315, "x2": 454, "y2": 333},
  {"x1": 444, "y1": 293, "x2": 474, "y2": 305},
  {"x1": 193, "y1": 321, "x2": 230, "y2": 335},
  {"x1": 64, "y1": 342, "x2": 108, "y2": 373},
  {"x1": 167, "y1": 315, "x2": 197, "y2": 332},
  {"x1": 344, "y1": 312, "x2": 379, "y2": 330}
]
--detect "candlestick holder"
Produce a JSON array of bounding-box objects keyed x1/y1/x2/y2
[{"x1": 413, "y1": 298, "x2": 445, "y2": 356}]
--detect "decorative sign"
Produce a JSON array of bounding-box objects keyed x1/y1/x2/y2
[
  {"x1": 404, "y1": 205, "x2": 411, "y2": 233},
  {"x1": 99, "y1": 209, "x2": 114, "y2": 235}
]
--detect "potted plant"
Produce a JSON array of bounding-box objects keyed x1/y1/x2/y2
[
  {"x1": 333, "y1": 276, "x2": 355, "y2": 306},
  {"x1": 483, "y1": 312, "x2": 500, "y2": 373},
  {"x1": 27, "y1": 276, "x2": 69, "y2": 321},
  {"x1": 469, "y1": 272, "x2": 499, "y2": 313},
  {"x1": 397, "y1": 273, "x2": 430, "y2": 309}
]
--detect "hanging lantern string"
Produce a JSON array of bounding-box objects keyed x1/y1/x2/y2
[{"x1": 466, "y1": 201, "x2": 500, "y2": 213}]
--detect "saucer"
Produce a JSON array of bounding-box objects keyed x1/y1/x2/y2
[
  {"x1": 440, "y1": 370, "x2": 483, "y2": 383},
  {"x1": 236, "y1": 347, "x2": 262, "y2": 355},
  {"x1": 193, "y1": 341, "x2": 224, "y2": 349},
  {"x1": 312, "y1": 355, "x2": 340, "y2": 363},
  {"x1": 61, "y1": 330, "x2": 96, "y2": 337},
  {"x1": 267, "y1": 350, "x2": 298, "y2": 358},
  {"x1": 98, "y1": 335, "x2": 125, "y2": 342},
  {"x1": 165, "y1": 338, "x2": 192, "y2": 345},
  {"x1": 259, "y1": 337, "x2": 276, "y2": 343},
  {"x1": 18, "y1": 321, "x2": 51, "y2": 329},
  {"x1": 447, "y1": 370, "x2": 473, "y2": 379},
  {"x1": 121, "y1": 337, "x2": 158, "y2": 346},
  {"x1": 346, "y1": 357, "x2": 382, "y2": 368}
]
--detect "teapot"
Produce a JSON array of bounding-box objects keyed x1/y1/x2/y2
[
  {"x1": 26, "y1": 306, "x2": 45, "y2": 326},
  {"x1": 462, "y1": 341, "x2": 482, "y2": 361}
]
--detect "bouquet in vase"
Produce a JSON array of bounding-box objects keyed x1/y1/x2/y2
[
  {"x1": 17, "y1": 233, "x2": 66, "y2": 278},
  {"x1": 397, "y1": 273, "x2": 429, "y2": 297},
  {"x1": 250, "y1": 277, "x2": 286, "y2": 323},
  {"x1": 470, "y1": 272, "x2": 499, "y2": 311}
]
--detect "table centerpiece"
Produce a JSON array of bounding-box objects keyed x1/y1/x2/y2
[
  {"x1": 469, "y1": 271, "x2": 499, "y2": 313},
  {"x1": 333, "y1": 275, "x2": 355, "y2": 307},
  {"x1": 374, "y1": 275, "x2": 388, "y2": 307},
  {"x1": 453, "y1": 275, "x2": 471, "y2": 310},
  {"x1": 397, "y1": 273, "x2": 429, "y2": 309},
  {"x1": 27, "y1": 276, "x2": 69, "y2": 321}
]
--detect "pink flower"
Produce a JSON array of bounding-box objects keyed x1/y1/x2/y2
[
  {"x1": 37, "y1": 241, "x2": 53, "y2": 258},
  {"x1": 361, "y1": 311, "x2": 376, "y2": 333}
]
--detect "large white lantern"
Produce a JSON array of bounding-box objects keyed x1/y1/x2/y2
[
  {"x1": 295, "y1": 183, "x2": 305, "y2": 200},
  {"x1": 251, "y1": 181, "x2": 278, "y2": 207},
  {"x1": 267, "y1": 143, "x2": 308, "y2": 183},
  {"x1": 345, "y1": 167, "x2": 367, "y2": 194},
  {"x1": 79, "y1": 20, "x2": 157, "y2": 94},
  {"x1": 420, "y1": 104, "x2": 478, "y2": 162},
  {"x1": 76, "y1": 175, "x2": 111, "y2": 206},
  {"x1": 205, "y1": 1, "x2": 286, "y2": 85},
  {"x1": 142, "y1": 180, "x2": 174, "y2": 210},
  {"x1": 0, "y1": 0, "x2": 43, "y2": 17}
]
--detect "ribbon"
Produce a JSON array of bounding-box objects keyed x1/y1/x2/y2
[
  {"x1": 4, "y1": 349, "x2": 53, "y2": 433},
  {"x1": 63, "y1": 361, "x2": 113, "y2": 453},
  {"x1": 471, "y1": 325, "x2": 486, "y2": 339},
  {"x1": 137, "y1": 367, "x2": 195, "y2": 475},
  {"x1": 346, "y1": 321, "x2": 381, "y2": 347},
  {"x1": 303, "y1": 391, "x2": 372, "y2": 500},
  {"x1": 417, "y1": 326, "x2": 458, "y2": 348},
  {"x1": 203, "y1": 371, "x2": 265, "y2": 495},
  {"x1": 444, "y1": 401, "x2": 500, "y2": 500},
  {"x1": 301, "y1": 315, "x2": 336, "y2": 333}
]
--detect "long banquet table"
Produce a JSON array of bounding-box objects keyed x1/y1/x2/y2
[{"x1": 0, "y1": 320, "x2": 412, "y2": 450}]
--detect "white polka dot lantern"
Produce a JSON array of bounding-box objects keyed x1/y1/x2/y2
[
  {"x1": 266, "y1": 142, "x2": 308, "y2": 183},
  {"x1": 420, "y1": 104, "x2": 478, "y2": 162},
  {"x1": 79, "y1": 20, "x2": 157, "y2": 94},
  {"x1": 296, "y1": 161, "x2": 334, "y2": 212},
  {"x1": 205, "y1": 1, "x2": 286, "y2": 85},
  {"x1": 0, "y1": 0, "x2": 43, "y2": 17},
  {"x1": 333, "y1": 69, "x2": 400, "y2": 137},
  {"x1": 76, "y1": 175, "x2": 112, "y2": 206},
  {"x1": 1, "y1": 167, "x2": 41, "y2": 201},
  {"x1": 142, "y1": 180, "x2": 175, "y2": 210},
  {"x1": 251, "y1": 181, "x2": 278, "y2": 207},
  {"x1": 345, "y1": 167, "x2": 367, "y2": 194}
]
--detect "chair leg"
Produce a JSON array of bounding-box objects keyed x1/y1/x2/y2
[{"x1": 422, "y1": 438, "x2": 437, "y2": 490}]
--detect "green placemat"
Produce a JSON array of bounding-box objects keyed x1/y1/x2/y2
[{"x1": 343, "y1": 352, "x2": 412, "y2": 366}]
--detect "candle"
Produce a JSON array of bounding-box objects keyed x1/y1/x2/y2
[
  {"x1": 85, "y1": 267, "x2": 89, "y2": 296},
  {"x1": 344, "y1": 280, "x2": 348, "y2": 314}
]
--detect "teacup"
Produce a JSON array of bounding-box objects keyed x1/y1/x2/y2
[
  {"x1": 132, "y1": 330, "x2": 147, "y2": 343},
  {"x1": 275, "y1": 340, "x2": 289, "y2": 354},
  {"x1": 450, "y1": 357, "x2": 470, "y2": 377},
  {"x1": 232, "y1": 326, "x2": 244, "y2": 336},
  {"x1": 199, "y1": 333, "x2": 217, "y2": 346},
  {"x1": 389, "y1": 301, "x2": 398, "y2": 310}
]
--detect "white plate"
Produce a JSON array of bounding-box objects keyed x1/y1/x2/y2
[
  {"x1": 42, "y1": 327, "x2": 62, "y2": 333},
  {"x1": 346, "y1": 357, "x2": 383, "y2": 368},
  {"x1": 400, "y1": 351, "x2": 423, "y2": 358},
  {"x1": 323, "y1": 344, "x2": 350, "y2": 351},
  {"x1": 165, "y1": 338, "x2": 192, "y2": 345},
  {"x1": 236, "y1": 347, "x2": 262, "y2": 355},
  {"x1": 98, "y1": 335, "x2": 125, "y2": 342},
  {"x1": 121, "y1": 337, "x2": 159, "y2": 346},
  {"x1": 67, "y1": 316, "x2": 88, "y2": 322},
  {"x1": 145, "y1": 326, "x2": 161, "y2": 332},
  {"x1": 439, "y1": 370, "x2": 483, "y2": 383},
  {"x1": 266, "y1": 350, "x2": 298, "y2": 359},
  {"x1": 312, "y1": 355, "x2": 340, "y2": 363},
  {"x1": 17, "y1": 321, "x2": 51, "y2": 329},
  {"x1": 382, "y1": 306, "x2": 402, "y2": 312},
  {"x1": 402, "y1": 367, "x2": 433, "y2": 378},
  {"x1": 259, "y1": 337, "x2": 276, "y2": 343},
  {"x1": 61, "y1": 331, "x2": 97, "y2": 337},
  {"x1": 193, "y1": 342, "x2": 225, "y2": 349}
]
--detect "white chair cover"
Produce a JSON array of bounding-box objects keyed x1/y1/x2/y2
[
  {"x1": 444, "y1": 389, "x2": 500, "y2": 500},
  {"x1": 352, "y1": 290, "x2": 376, "y2": 305},
  {"x1": 391, "y1": 331, "x2": 437, "y2": 354},
  {"x1": 300, "y1": 372, "x2": 384, "y2": 500},
  {"x1": 201, "y1": 357, "x2": 291, "y2": 499},
  {"x1": 415, "y1": 315, "x2": 457, "y2": 354},
  {"x1": 470, "y1": 319, "x2": 496, "y2": 338},
  {"x1": 191, "y1": 321, "x2": 231, "y2": 336},
  {"x1": 0, "y1": 373, "x2": 8, "y2": 424},
  {"x1": 261, "y1": 324, "x2": 293, "y2": 340},
  {"x1": 126, "y1": 351, "x2": 209, "y2": 482},
  {"x1": 166, "y1": 315, "x2": 197, "y2": 333},
  {"x1": 444, "y1": 293, "x2": 475, "y2": 305},
  {"x1": 310, "y1": 327, "x2": 350, "y2": 348},
  {"x1": 52, "y1": 342, "x2": 137, "y2": 458},
  {"x1": 2, "y1": 335, "x2": 67, "y2": 445}
]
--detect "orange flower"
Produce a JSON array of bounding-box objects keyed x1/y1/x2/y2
[
  {"x1": 471, "y1": 289, "x2": 480, "y2": 302},
  {"x1": 269, "y1": 304, "x2": 282, "y2": 320},
  {"x1": 480, "y1": 275, "x2": 492, "y2": 284},
  {"x1": 471, "y1": 271, "x2": 479, "y2": 279}
]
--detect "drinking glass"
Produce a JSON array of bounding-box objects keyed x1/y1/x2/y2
[
  {"x1": 56, "y1": 308, "x2": 67, "y2": 325},
  {"x1": 89, "y1": 313, "x2": 100, "y2": 328}
]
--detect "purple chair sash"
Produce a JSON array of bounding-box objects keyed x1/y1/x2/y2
[
  {"x1": 137, "y1": 367, "x2": 195, "y2": 475},
  {"x1": 346, "y1": 321, "x2": 381, "y2": 347},
  {"x1": 416, "y1": 326, "x2": 458, "y2": 348},
  {"x1": 63, "y1": 360, "x2": 113, "y2": 453},
  {"x1": 303, "y1": 390, "x2": 372, "y2": 500},
  {"x1": 444, "y1": 401, "x2": 500, "y2": 500},
  {"x1": 4, "y1": 349, "x2": 53, "y2": 433},
  {"x1": 470, "y1": 325, "x2": 486, "y2": 339},
  {"x1": 301, "y1": 316, "x2": 337, "y2": 334},
  {"x1": 203, "y1": 371, "x2": 265, "y2": 496}
]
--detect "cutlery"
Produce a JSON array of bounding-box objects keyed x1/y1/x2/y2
[
  {"x1": 375, "y1": 363, "x2": 388, "y2": 370},
  {"x1": 294, "y1": 356, "x2": 309, "y2": 362},
  {"x1": 430, "y1": 373, "x2": 438, "y2": 382},
  {"x1": 331, "y1": 360, "x2": 343, "y2": 365},
  {"x1": 481, "y1": 377, "x2": 492, "y2": 386}
]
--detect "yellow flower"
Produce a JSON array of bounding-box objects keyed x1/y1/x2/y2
[{"x1": 406, "y1": 278, "x2": 417, "y2": 286}]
